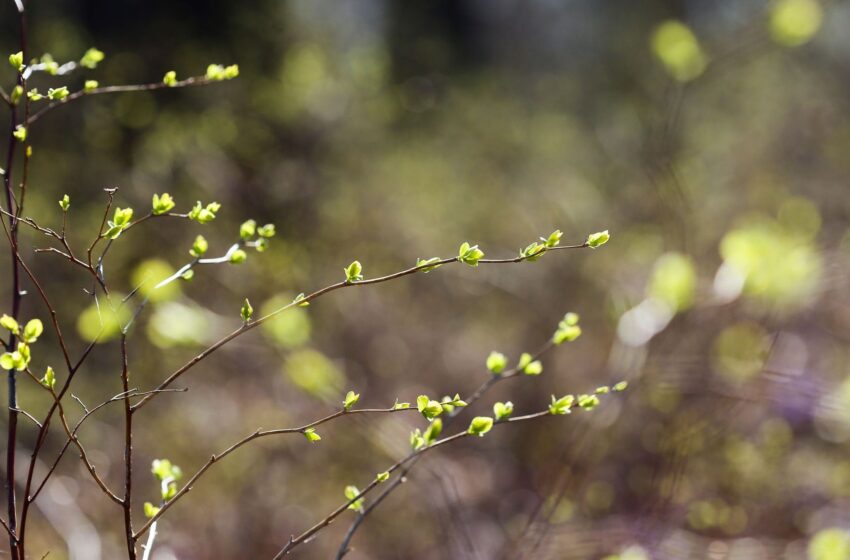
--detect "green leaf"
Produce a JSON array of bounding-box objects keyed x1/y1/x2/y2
[
  {"x1": 577, "y1": 394, "x2": 601, "y2": 410},
  {"x1": 416, "y1": 257, "x2": 442, "y2": 273},
  {"x1": 257, "y1": 224, "x2": 276, "y2": 238},
  {"x1": 410, "y1": 428, "x2": 425, "y2": 450},
  {"x1": 40, "y1": 366, "x2": 56, "y2": 390},
  {"x1": 144, "y1": 502, "x2": 160, "y2": 518},
  {"x1": 553, "y1": 312, "x2": 582, "y2": 345},
  {"x1": 376, "y1": 471, "x2": 390, "y2": 482},
  {"x1": 586, "y1": 230, "x2": 610, "y2": 249},
  {"x1": 84, "y1": 80, "x2": 99, "y2": 92},
  {"x1": 113, "y1": 207, "x2": 134, "y2": 227},
  {"x1": 206, "y1": 64, "x2": 226, "y2": 80},
  {"x1": 543, "y1": 229, "x2": 563, "y2": 248},
  {"x1": 613, "y1": 381, "x2": 628, "y2": 392},
  {"x1": 9, "y1": 85, "x2": 22, "y2": 105},
  {"x1": 240, "y1": 298, "x2": 253, "y2": 323},
  {"x1": 343, "y1": 390, "x2": 360, "y2": 411},
  {"x1": 229, "y1": 249, "x2": 248, "y2": 264},
  {"x1": 152, "y1": 193, "x2": 175, "y2": 215},
  {"x1": 486, "y1": 351, "x2": 507, "y2": 375},
  {"x1": 392, "y1": 400, "x2": 410, "y2": 410},
  {"x1": 47, "y1": 87, "x2": 69, "y2": 101},
  {"x1": 293, "y1": 293, "x2": 310, "y2": 307},
  {"x1": 595, "y1": 386, "x2": 610, "y2": 394},
  {"x1": 458, "y1": 241, "x2": 485, "y2": 266},
  {"x1": 163, "y1": 71, "x2": 177, "y2": 87},
  {"x1": 190, "y1": 235, "x2": 208, "y2": 257},
  {"x1": 520, "y1": 241, "x2": 546, "y2": 261},
  {"x1": 493, "y1": 401, "x2": 513, "y2": 421},
  {"x1": 240, "y1": 219, "x2": 257, "y2": 240},
  {"x1": 549, "y1": 395, "x2": 574, "y2": 415},
  {"x1": 151, "y1": 459, "x2": 182, "y2": 482},
  {"x1": 467, "y1": 416, "x2": 494, "y2": 437},
  {"x1": 344, "y1": 485, "x2": 364, "y2": 512},
  {"x1": 303, "y1": 427, "x2": 321, "y2": 443},
  {"x1": 188, "y1": 201, "x2": 221, "y2": 224},
  {"x1": 416, "y1": 396, "x2": 443, "y2": 421},
  {"x1": 9, "y1": 51, "x2": 23, "y2": 72},
  {"x1": 27, "y1": 89, "x2": 43, "y2": 102},
  {"x1": 0, "y1": 314, "x2": 19, "y2": 334},
  {"x1": 0, "y1": 353, "x2": 15, "y2": 371},
  {"x1": 12, "y1": 126, "x2": 26, "y2": 143},
  {"x1": 344, "y1": 260, "x2": 363, "y2": 283},
  {"x1": 22, "y1": 319, "x2": 43, "y2": 343},
  {"x1": 59, "y1": 195, "x2": 70, "y2": 211},
  {"x1": 423, "y1": 418, "x2": 442, "y2": 443},
  {"x1": 518, "y1": 353, "x2": 542, "y2": 375},
  {"x1": 79, "y1": 47, "x2": 105, "y2": 69}
]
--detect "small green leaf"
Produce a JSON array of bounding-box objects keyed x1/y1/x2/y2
[
  {"x1": 9, "y1": 51, "x2": 23, "y2": 72},
  {"x1": 113, "y1": 207, "x2": 134, "y2": 227},
  {"x1": 163, "y1": 71, "x2": 177, "y2": 87},
  {"x1": 543, "y1": 229, "x2": 562, "y2": 248},
  {"x1": 458, "y1": 241, "x2": 485, "y2": 266},
  {"x1": 240, "y1": 298, "x2": 253, "y2": 323},
  {"x1": 12, "y1": 126, "x2": 26, "y2": 143},
  {"x1": 343, "y1": 390, "x2": 360, "y2": 411},
  {"x1": 586, "y1": 230, "x2": 610, "y2": 249},
  {"x1": 493, "y1": 401, "x2": 513, "y2": 421},
  {"x1": 59, "y1": 195, "x2": 70, "y2": 211},
  {"x1": 0, "y1": 353, "x2": 15, "y2": 371},
  {"x1": 423, "y1": 418, "x2": 442, "y2": 443},
  {"x1": 577, "y1": 394, "x2": 601, "y2": 410},
  {"x1": 416, "y1": 257, "x2": 442, "y2": 273},
  {"x1": 410, "y1": 428, "x2": 425, "y2": 450},
  {"x1": 613, "y1": 381, "x2": 628, "y2": 392},
  {"x1": 240, "y1": 219, "x2": 257, "y2": 239},
  {"x1": 520, "y1": 241, "x2": 546, "y2": 261},
  {"x1": 27, "y1": 89, "x2": 43, "y2": 102},
  {"x1": 344, "y1": 260, "x2": 363, "y2": 283},
  {"x1": 47, "y1": 87, "x2": 69, "y2": 101},
  {"x1": 595, "y1": 386, "x2": 610, "y2": 394},
  {"x1": 467, "y1": 416, "x2": 494, "y2": 437},
  {"x1": 549, "y1": 394, "x2": 574, "y2": 415},
  {"x1": 22, "y1": 319, "x2": 43, "y2": 343},
  {"x1": 151, "y1": 459, "x2": 182, "y2": 482},
  {"x1": 190, "y1": 235, "x2": 208, "y2": 257},
  {"x1": 257, "y1": 224, "x2": 275, "y2": 238},
  {"x1": 518, "y1": 353, "x2": 542, "y2": 375},
  {"x1": 293, "y1": 293, "x2": 310, "y2": 307},
  {"x1": 553, "y1": 312, "x2": 582, "y2": 345},
  {"x1": 392, "y1": 400, "x2": 410, "y2": 410},
  {"x1": 486, "y1": 351, "x2": 507, "y2": 375},
  {"x1": 229, "y1": 249, "x2": 248, "y2": 264},
  {"x1": 41, "y1": 366, "x2": 56, "y2": 390},
  {"x1": 9, "y1": 85, "x2": 22, "y2": 105},
  {"x1": 152, "y1": 193, "x2": 175, "y2": 215},
  {"x1": 344, "y1": 485, "x2": 364, "y2": 512},
  {"x1": 303, "y1": 427, "x2": 321, "y2": 443},
  {"x1": 79, "y1": 47, "x2": 105, "y2": 69},
  {"x1": 0, "y1": 314, "x2": 19, "y2": 334},
  {"x1": 376, "y1": 471, "x2": 390, "y2": 482},
  {"x1": 188, "y1": 201, "x2": 220, "y2": 224},
  {"x1": 417, "y1": 396, "x2": 443, "y2": 421},
  {"x1": 84, "y1": 80, "x2": 99, "y2": 92},
  {"x1": 144, "y1": 502, "x2": 160, "y2": 518},
  {"x1": 206, "y1": 64, "x2": 226, "y2": 80}
]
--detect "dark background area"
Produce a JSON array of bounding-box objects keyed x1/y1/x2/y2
[{"x1": 2, "y1": 0, "x2": 850, "y2": 558}]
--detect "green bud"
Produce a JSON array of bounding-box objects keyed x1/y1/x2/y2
[
  {"x1": 79, "y1": 48, "x2": 105, "y2": 69},
  {"x1": 595, "y1": 386, "x2": 610, "y2": 394},
  {"x1": 181, "y1": 269, "x2": 195, "y2": 281},
  {"x1": 613, "y1": 381, "x2": 628, "y2": 392},
  {"x1": 344, "y1": 260, "x2": 363, "y2": 283},
  {"x1": 113, "y1": 207, "x2": 134, "y2": 227},
  {"x1": 41, "y1": 366, "x2": 56, "y2": 390},
  {"x1": 229, "y1": 249, "x2": 248, "y2": 264},
  {"x1": 577, "y1": 394, "x2": 601, "y2": 410},
  {"x1": 223, "y1": 64, "x2": 240, "y2": 79},
  {"x1": 10, "y1": 85, "x2": 22, "y2": 105},
  {"x1": 416, "y1": 257, "x2": 442, "y2": 273},
  {"x1": 518, "y1": 352, "x2": 542, "y2": 375},
  {"x1": 27, "y1": 89, "x2": 43, "y2": 101},
  {"x1": 416, "y1": 395, "x2": 443, "y2": 421},
  {"x1": 206, "y1": 64, "x2": 226, "y2": 81},
  {"x1": 0, "y1": 353, "x2": 16, "y2": 371},
  {"x1": 163, "y1": 71, "x2": 177, "y2": 87},
  {"x1": 151, "y1": 459, "x2": 182, "y2": 483},
  {"x1": 410, "y1": 428, "x2": 425, "y2": 450},
  {"x1": 520, "y1": 241, "x2": 546, "y2": 261},
  {"x1": 343, "y1": 390, "x2": 360, "y2": 411},
  {"x1": 240, "y1": 298, "x2": 253, "y2": 323},
  {"x1": 543, "y1": 229, "x2": 563, "y2": 248},
  {"x1": 12, "y1": 126, "x2": 26, "y2": 143},
  {"x1": 467, "y1": 416, "x2": 494, "y2": 437},
  {"x1": 293, "y1": 293, "x2": 310, "y2": 307},
  {"x1": 376, "y1": 471, "x2": 390, "y2": 482},
  {"x1": 423, "y1": 418, "x2": 442, "y2": 443},
  {"x1": 344, "y1": 485, "x2": 364, "y2": 512},
  {"x1": 254, "y1": 237, "x2": 270, "y2": 252},
  {"x1": 486, "y1": 351, "x2": 507, "y2": 375},
  {"x1": 47, "y1": 87, "x2": 69, "y2": 101},
  {"x1": 190, "y1": 235, "x2": 208, "y2": 257},
  {"x1": 240, "y1": 219, "x2": 257, "y2": 239},
  {"x1": 22, "y1": 319, "x2": 43, "y2": 343},
  {"x1": 392, "y1": 400, "x2": 410, "y2": 410},
  {"x1": 553, "y1": 312, "x2": 582, "y2": 345},
  {"x1": 549, "y1": 394, "x2": 574, "y2": 415},
  {"x1": 152, "y1": 193, "x2": 175, "y2": 215},
  {"x1": 458, "y1": 241, "x2": 485, "y2": 266},
  {"x1": 84, "y1": 80, "x2": 99, "y2": 92},
  {"x1": 188, "y1": 201, "x2": 220, "y2": 224},
  {"x1": 257, "y1": 223, "x2": 275, "y2": 238},
  {"x1": 303, "y1": 427, "x2": 321, "y2": 443},
  {"x1": 493, "y1": 401, "x2": 513, "y2": 421},
  {"x1": 59, "y1": 194, "x2": 70, "y2": 211},
  {"x1": 144, "y1": 502, "x2": 160, "y2": 518},
  {"x1": 586, "y1": 230, "x2": 610, "y2": 248},
  {"x1": 0, "y1": 314, "x2": 19, "y2": 334},
  {"x1": 9, "y1": 51, "x2": 23, "y2": 72}
]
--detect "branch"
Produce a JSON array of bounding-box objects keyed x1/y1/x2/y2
[{"x1": 133, "y1": 241, "x2": 588, "y2": 411}]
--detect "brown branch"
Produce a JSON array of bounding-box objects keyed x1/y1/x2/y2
[{"x1": 120, "y1": 335, "x2": 136, "y2": 559}]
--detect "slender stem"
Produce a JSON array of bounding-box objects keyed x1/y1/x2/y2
[{"x1": 121, "y1": 336, "x2": 136, "y2": 559}]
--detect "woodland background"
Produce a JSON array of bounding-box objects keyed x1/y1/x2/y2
[{"x1": 1, "y1": 1, "x2": 850, "y2": 559}]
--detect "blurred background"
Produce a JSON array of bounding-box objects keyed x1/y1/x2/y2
[{"x1": 1, "y1": 0, "x2": 849, "y2": 558}]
